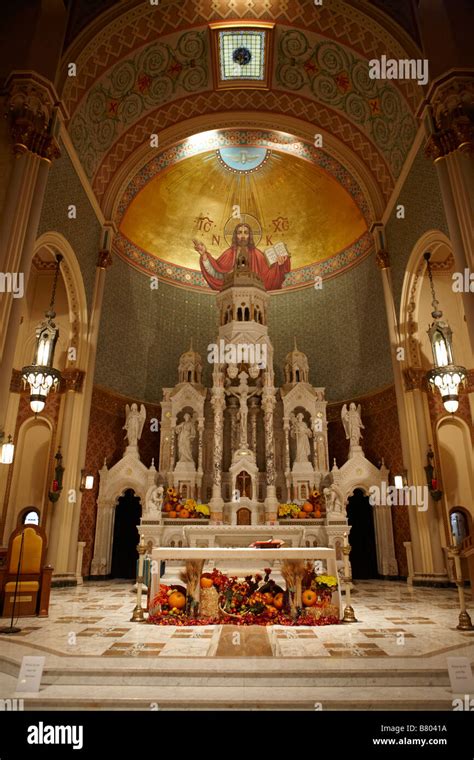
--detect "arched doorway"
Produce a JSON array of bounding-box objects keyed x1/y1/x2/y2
[
  {"x1": 237, "y1": 508, "x2": 251, "y2": 525},
  {"x1": 110, "y1": 489, "x2": 142, "y2": 579},
  {"x1": 346, "y1": 489, "x2": 379, "y2": 579}
]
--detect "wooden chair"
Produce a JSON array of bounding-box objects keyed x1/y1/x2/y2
[{"x1": 0, "y1": 525, "x2": 53, "y2": 617}]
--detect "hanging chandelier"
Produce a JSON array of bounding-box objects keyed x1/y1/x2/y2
[
  {"x1": 424, "y1": 251, "x2": 466, "y2": 414},
  {"x1": 21, "y1": 254, "x2": 63, "y2": 414}
]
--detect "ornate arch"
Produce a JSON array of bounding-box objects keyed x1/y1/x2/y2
[{"x1": 33, "y1": 232, "x2": 89, "y2": 368}]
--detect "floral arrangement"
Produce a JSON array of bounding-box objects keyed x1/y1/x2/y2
[
  {"x1": 162, "y1": 487, "x2": 210, "y2": 519},
  {"x1": 314, "y1": 574, "x2": 338, "y2": 591},
  {"x1": 278, "y1": 503, "x2": 301, "y2": 518},
  {"x1": 148, "y1": 566, "x2": 340, "y2": 627}
]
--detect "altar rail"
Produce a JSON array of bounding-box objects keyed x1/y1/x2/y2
[{"x1": 150, "y1": 547, "x2": 341, "y2": 614}]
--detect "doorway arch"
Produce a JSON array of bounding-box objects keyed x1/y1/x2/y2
[
  {"x1": 110, "y1": 489, "x2": 142, "y2": 579},
  {"x1": 346, "y1": 488, "x2": 379, "y2": 579}
]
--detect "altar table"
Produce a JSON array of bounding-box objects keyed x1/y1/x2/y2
[{"x1": 149, "y1": 546, "x2": 341, "y2": 614}]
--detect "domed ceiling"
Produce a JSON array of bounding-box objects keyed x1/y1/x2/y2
[{"x1": 116, "y1": 129, "x2": 371, "y2": 291}]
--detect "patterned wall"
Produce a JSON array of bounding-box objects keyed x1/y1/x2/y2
[
  {"x1": 385, "y1": 145, "x2": 449, "y2": 311},
  {"x1": 79, "y1": 385, "x2": 162, "y2": 577},
  {"x1": 94, "y1": 251, "x2": 394, "y2": 402},
  {"x1": 328, "y1": 385, "x2": 409, "y2": 577},
  {"x1": 37, "y1": 141, "x2": 102, "y2": 314}
]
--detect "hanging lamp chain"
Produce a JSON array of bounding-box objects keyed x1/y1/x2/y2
[
  {"x1": 423, "y1": 251, "x2": 442, "y2": 319},
  {"x1": 46, "y1": 254, "x2": 63, "y2": 320}
]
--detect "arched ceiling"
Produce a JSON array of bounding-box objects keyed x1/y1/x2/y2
[
  {"x1": 116, "y1": 128, "x2": 370, "y2": 289},
  {"x1": 59, "y1": 0, "x2": 423, "y2": 289},
  {"x1": 61, "y1": 0, "x2": 422, "y2": 199}
]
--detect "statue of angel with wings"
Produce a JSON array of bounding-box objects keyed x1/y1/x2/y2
[
  {"x1": 123, "y1": 403, "x2": 146, "y2": 447},
  {"x1": 341, "y1": 403, "x2": 364, "y2": 448}
]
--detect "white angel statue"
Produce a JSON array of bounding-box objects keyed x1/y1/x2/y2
[
  {"x1": 341, "y1": 403, "x2": 364, "y2": 448},
  {"x1": 123, "y1": 403, "x2": 146, "y2": 447}
]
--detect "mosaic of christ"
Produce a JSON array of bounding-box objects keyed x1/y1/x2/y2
[{"x1": 193, "y1": 222, "x2": 290, "y2": 291}]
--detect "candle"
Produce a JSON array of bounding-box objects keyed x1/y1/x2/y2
[
  {"x1": 343, "y1": 532, "x2": 348, "y2": 547},
  {"x1": 140, "y1": 533, "x2": 145, "y2": 547}
]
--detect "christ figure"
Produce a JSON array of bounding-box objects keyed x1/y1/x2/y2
[{"x1": 193, "y1": 222, "x2": 290, "y2": 291}]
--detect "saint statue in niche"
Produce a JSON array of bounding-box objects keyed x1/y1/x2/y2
[
  {"x1": 176, "y1": 412, "x2": 196, "y2": 464},
  {"x1": 290, "y1": 412, "x2": 312, "y2": 463},
  {"x1": 193, "y1": 221, "x2": 290, "y2": 291}
]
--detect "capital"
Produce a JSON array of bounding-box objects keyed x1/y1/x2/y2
[
  {"x1": 97, "y1": 250, "x2": 113, "y2": 269},
  {"x1": 5, "y1": 73, "x2": 61, "y2": 161},
  {"x1": 375, "y1": 249, "x2": 390, "y2": 270}
]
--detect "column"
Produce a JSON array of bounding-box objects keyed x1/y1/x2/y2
[
  {"x1": 0, "y1": 74, "x2": 62, "y2": 436},
  {"x1": 283, "y1": 416, "x2": 291, "y2": 497},
  {"x1": 59, "y1": 248, "x2": 113, "y2": 575},
  {"x1": 424, "y1": 77, "x2": 474, "y2": 352},
  {"x1": 209, "y1": 387, "x2": 225, "y2": 519},
  {"x1": 374, "y1": 245, "x2": 425, "y2": 579},
  {"x1": 249, "y1": 402, "x2": 258, "y2": 454},
  {"x1": 197, "y1": 417, "x2": 204, "y2": 501},
  {"x1": 262, "y1": 389, "x2": 278, "y2": 519},
  {"x1": 169, "y1": 420, "x2": 176, "y2": 473}
]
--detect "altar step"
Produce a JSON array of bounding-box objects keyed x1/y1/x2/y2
[{"x1": 0, "y1": 660, "x2": 454, "y2": 710}]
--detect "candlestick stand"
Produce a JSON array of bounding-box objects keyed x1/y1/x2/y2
[
  {"x1": 341, "y1": 544, "x2": 358, "y2": 623},
  {"x1": 449, "y1": 544, "x2": 473, "y2": 631},
  {"x1": 131, "y1": 536, "x2": 147, "y2": 622}
]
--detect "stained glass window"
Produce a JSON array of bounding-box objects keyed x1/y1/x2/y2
[{"x1": 219, "y1": 30, "x2": 266, "y2": 81}]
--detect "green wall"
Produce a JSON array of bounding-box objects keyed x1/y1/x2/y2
[
  {"x1": 37, "y1": 142, "x2": 102, "y2": 314},
  {"x1": 95, "y1": 251, "x2": 394, "y2": 402}
]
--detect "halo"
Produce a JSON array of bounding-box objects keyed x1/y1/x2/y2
[{"x1": 224, "y1": 214, "x2": 262, "y2": 248}]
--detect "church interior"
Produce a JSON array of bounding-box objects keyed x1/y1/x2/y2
[{"x1": 0, "y1": 0, "x2": 473, "y2": 724}]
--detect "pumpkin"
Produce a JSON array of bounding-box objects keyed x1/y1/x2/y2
[
  {"x1": 302, "y1": 589, "x2": 317, "y2": 607},
  {"x1": 175, "y1": 503, "x2": 182, "y2": 512},
  {"x1": 263, "y1": 592, "x2": 274, "y2": 604},
  {"x1": 200, "y1": 576, "x2": 213, "y2": 589},
  {"x1": 297, "y1": 511, "x2": 307, "y2": 519},
  {"x1": 179, "y1": 509, "x2": 190, "y2": 519},
  {"x1": 163, "y1": 503, "x2": 172, "y2": 512},
  {"x1": 265, "y1": 605, "x2": 278, "y2": 617},
  {"x1": 168, "y1": 511, "x2": 177, "y2": 519},
  {"x1": 168, "y1": 591, "x2": 186, "y2": 610},
  {"x1": 302, "y1": 502, "x2": 314, "y2": 513},
  {"x1": 273, "y1": 592, "x2": 284, "y2": 610}
]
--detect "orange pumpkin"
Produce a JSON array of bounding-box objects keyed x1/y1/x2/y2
[
  {"x1": 200, "y1": 576, "x2": 213, "y2": 589},
  {"x1": 175, "y1": 503, "x2": 182, "y2": 512},
  {"x1": 297, "y1": 511, "x2": 307, "y2": 519},
  {"x1": 168, "y1": 591, "x2": 186, "y2": 610},
  {"x1": 263, "y1": 592, "x2": 274, "y2": 604},
  {"x1": 163, "y1": 503, "x2": 172, "y2": 512},
  {"x1": 302, "y1": 502, "x2": 314, "y2": 513},
  {"x1": 265, "y1": 605, "x2": 278, "y2": 617},
  {"x1": 273, "y1": 592, "x2": 284, "y2": 610},
  {"x1": 302, "y1": 590, "x2": 317, "y2": 607},
  {"x1": 180, "y1": 509, "x2": 190, "y2": 519},
  {"x1": 168, "y1": 511, "x2": 177, "y2": 519}
]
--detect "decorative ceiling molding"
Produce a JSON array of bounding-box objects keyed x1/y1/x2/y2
[{"x1": 93, "y1": 91, "x2": 394, "y2": 206}]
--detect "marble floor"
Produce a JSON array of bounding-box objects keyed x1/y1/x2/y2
[{"x1": 0, "y1": 579, "x2": 472, "y2": 710}]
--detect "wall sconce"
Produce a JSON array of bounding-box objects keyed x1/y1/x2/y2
[
  {"x1": 0, "y1": 435, "x2": 15, "y2": 464},
  {"x1": 80, "y1": 470, "x2": 94, "y2": 491},
  {"x1": 48, "y1": 447, "x2": 64, "y2": 503},
  {"x1": 394, "y1": 471, "x2": 407, "y2": 490}
]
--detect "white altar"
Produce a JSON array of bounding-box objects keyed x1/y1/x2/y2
[{"x1": 149, "y1": 546, "x2": 342, "y2": 615}]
